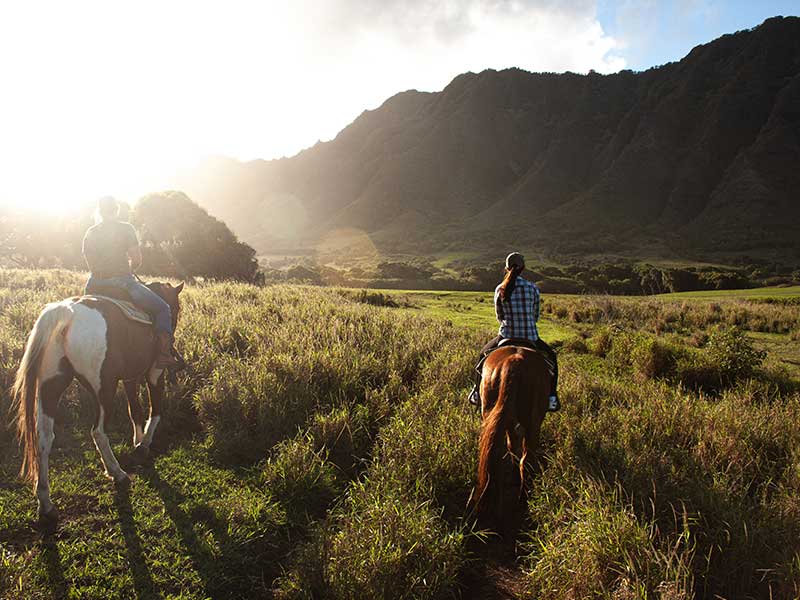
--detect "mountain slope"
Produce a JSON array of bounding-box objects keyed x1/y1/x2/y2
[{"x1": 174, "y1": 16, "x2": 800, "y2": 262}]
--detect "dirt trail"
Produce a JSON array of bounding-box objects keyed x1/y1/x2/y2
[
  {"x1": 462, "y1": 488, "x2": 532, "y2": 600},
  {"x1": 462, "y1": 539, "x2": 530, "y2": 599}
]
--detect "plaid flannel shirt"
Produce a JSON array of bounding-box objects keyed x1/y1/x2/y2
[{"x1": 494, "y1": 276, "x2": 540, "y2": 341}]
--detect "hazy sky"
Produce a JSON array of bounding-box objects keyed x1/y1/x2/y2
[{"x1": 0, "y1": 0, "x2": 797, "y2": 211}]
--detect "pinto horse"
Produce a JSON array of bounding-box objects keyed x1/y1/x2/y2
[
  {"x1": 12, "y1": 282, "x2": 183, "y2": 523},
  {"x1": 474, "y1": 344, "x2": 551, "y2": 517}
]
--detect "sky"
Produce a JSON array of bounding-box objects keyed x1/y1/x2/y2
[{"x1": 0, "y1": 0, "x2": 797, "y2": 212}]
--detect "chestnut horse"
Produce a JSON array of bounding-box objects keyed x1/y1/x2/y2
[
  {"x1": 12, "y1": 282, "x2": 183, "y2": 523},
  {"x1": 474, "y1": 344, "x2": 552, "y2": 517}
]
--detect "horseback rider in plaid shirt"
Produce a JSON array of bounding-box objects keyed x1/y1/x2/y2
[{"x1": 468, "y1": 252, "x2": 560, "y2": 411}]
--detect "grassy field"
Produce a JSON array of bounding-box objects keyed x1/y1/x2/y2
[
  {"x1": 658, "y1": 286, "x2": 800, "y2": 300},
  {"x1": 1, "y1": 270, "x2": 799, "y2": 599},
  {"x1": 367, "y1": 289, "x2": 575, "y2": 341}
]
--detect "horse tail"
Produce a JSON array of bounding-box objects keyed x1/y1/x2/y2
[
  {"x1": 475, "y1": 354, "x2": 522, "y2": 512},
  {"x1": 12, "y1": 301, "x2": 73, "y2": 485}
]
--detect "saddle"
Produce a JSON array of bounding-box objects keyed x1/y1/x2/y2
[
  {"x1": 478, "y1": 338, "x2": 555, "y2": 374},
  {"x1": 81, "y1": 282, "x2": 187, "y2": 375},
  {"x1": 83, "y1": 280, "x2": 153, "y2": 325},
  {"x1": 497, "y1": 337, "x2": 538, "y2": 351},
  {"x1": 83, "y1": 295, "x2": 153, "y2": 325}
]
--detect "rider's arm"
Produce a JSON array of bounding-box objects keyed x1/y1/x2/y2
[
  {"x1": 533, "y1": 285, "x2": 541, "y2": 322},
  {"x1": 125, "y1": 224, "x2": 142, "y2": 270},
  {"x1": 128, "y1": 244, "x2": 142, "y2": 270},
  {"x1": 82, "y1": 230, "x2": 96, "y2": 271},
  {"x1": 494, "y1": 288, "x2": 504, "y2": 323}
]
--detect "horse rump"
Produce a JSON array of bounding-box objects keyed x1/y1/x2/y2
[{"x1": 12, "y1": 301, "x2": 73, "y2": 485}]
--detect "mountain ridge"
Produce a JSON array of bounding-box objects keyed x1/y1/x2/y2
[{"x1": 174, "y1": 16, "x2": 800, "y2": 263}]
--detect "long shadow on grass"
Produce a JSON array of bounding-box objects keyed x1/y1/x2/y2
[
  {"x1": 39, "y1": 534, "x2": 69, "y2": 600},
  {"x1": 139, "y1": 466, "x2": 268, "y2": 599},
  {"x1": 113, "y1": 485, "x2": 162, "y2": 600}
]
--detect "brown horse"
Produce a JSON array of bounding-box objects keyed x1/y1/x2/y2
[
  {"x1": 12, "y1": 282, "x2": 183, "y2": 524},
  {"x1": 474, "y1": 344, "x2": 552, "y2": 517}
]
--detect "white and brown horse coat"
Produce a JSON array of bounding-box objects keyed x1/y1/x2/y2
[{"x1": 13, "y1": 284, "x2": 182, "y2": 522}]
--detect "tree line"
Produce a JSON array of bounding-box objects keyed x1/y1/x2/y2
[
  {"x1": 0, "y1": 192, "x2": 260, "y2": 283},
  {"x1": 265, "y1": 259, "x2": 800, "y2": 294}
]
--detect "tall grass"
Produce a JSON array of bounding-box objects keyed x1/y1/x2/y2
[
  {"x1": 1, "y1": 268, "x2": 798, "y2": 598},
  {"x1": 545, "y1": 294, "x2": 800, "y2": 335}
]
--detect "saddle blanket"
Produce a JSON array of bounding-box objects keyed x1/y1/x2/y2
[
  {"x1": 84, "y1": 295, "x2": 153, "y2": 325},
  {"x1": 480, "y1": 339, "x2": 556, "y2": 375}
]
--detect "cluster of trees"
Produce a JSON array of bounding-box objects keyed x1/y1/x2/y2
[
  {"x1": 530, "y1": 263, "x2": 764, "y2": 295},
  {"x1": 0, "y1": 192, "x2": 260, "y2": 282},
  {"x1": 264, "y1": 258, "x2": 799, "y2": 295},
  {"x1": 134, "y1": 192, "x2": 259, "y2": 282}
]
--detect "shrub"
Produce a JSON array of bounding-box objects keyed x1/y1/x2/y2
[
  {"x1": 629, "y1": 336, "x2": 676, "y2": 381},
  {"x1": 589, "y1": 327, "x2": 614, "y2": 357},
  {"x1": 336, "y1": 289, "x2": 405, "y2": 308},
  {"x1": 675, "y1": 355, "x2": 723, "y2": 391},
  {"x1": 561, "y1": 335, "x2": 589, "y2": 354},
  {"x1": 704, "y1": 327, "x2": 766, "y2": 385}
]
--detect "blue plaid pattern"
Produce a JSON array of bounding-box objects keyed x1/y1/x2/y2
[{"x1": 494, "y1": 276, "x2": 540, "y2": 341}]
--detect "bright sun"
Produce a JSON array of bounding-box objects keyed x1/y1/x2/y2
[
  {"x1": 0, "y1": 1, "x2": 633, "y2": 218},
  {"x1": 0, "y1": 151, "x2": 184, "y2": 216}
]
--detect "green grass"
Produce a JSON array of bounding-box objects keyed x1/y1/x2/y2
[
  {"x1": 1, "y1": 440, "x2": 288, "y2": 599},
  {"x1": 1, "y1": 270, "x2": 799, "y2": 599},
  {"x1": 373, "y1": 289, "x2": 576, "y2": 342},
  {"x1": 659, "y1": 285, "x2": 800, "y2": 299}
]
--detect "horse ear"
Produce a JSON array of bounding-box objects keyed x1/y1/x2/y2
[{"x1": 175, "y1": 282, "x2": 185, "y2": 294}]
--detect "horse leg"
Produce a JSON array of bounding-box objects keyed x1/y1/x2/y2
[
  {"x1": 35, "y1": 363, "x2": 73, "y2": 522},
  {"x1": 124, "y1": 379, "x2": 145, "y2": 447},
  {"x1": 520, "y1": 405, "x2": 543, "y2": 495},
  {"x1": 91, "y1": 379, "x2": 130, "y2": 484},
  {"x1": 518, "y1": 429, "x2": 528, "y2": 498},
  {"x1": 138, "y1": 367, "x2": 164, "y2": 452},
  {"x1": 32, "y1": 337, "x2": 74, "y2": 518}
]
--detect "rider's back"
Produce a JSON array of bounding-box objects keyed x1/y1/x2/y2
[{"x1": 82, "y1": 220, "x2": 138, "y2": 279}]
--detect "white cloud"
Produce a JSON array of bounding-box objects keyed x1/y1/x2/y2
[{"x1": 0, "y1": 0, "x2": 622, "y2": 209}]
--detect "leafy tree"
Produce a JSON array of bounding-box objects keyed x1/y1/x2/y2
[{"x1": 133, "y1": 191, "x2": 259, "y2": 282}]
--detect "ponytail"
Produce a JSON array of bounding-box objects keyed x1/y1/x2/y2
[{"x1": 498, "y1": 264, "x2": 523, "y2": 301}]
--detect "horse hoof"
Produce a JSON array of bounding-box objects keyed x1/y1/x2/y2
[
  {"x1": 37, "y1": 507, "x2": 59, "y2": 532},
  {"x1": 130, "y1": 444, "x2": 150, "y2": 465},
  {"x1": 115, "y1": 472, "x2": 132, "y2": 488}
]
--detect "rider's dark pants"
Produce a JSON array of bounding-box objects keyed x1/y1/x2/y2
[{"x1": 476, "y1": 336, "x2": 558, "y2": 395}]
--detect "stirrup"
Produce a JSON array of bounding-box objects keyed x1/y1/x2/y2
[
  {"x1": 170, "y1": 350, "x2": 187, "y2": 372},
  {"x1": 548, "y1": 395, "x2": 560, "y2": 412},
  {"x1": 468, "y1": 385, "x2": 481, "y2": 406}
]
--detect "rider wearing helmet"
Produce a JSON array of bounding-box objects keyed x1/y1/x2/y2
[
  {"x1": 468, "y1": 252, "x2": 559, "y2": 411},
  {"x1": 82, "y1": 196, "x2": 177, "y2": 368}
]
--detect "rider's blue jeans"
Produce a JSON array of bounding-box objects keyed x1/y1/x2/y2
[{"x1": 85, "y1": 274, "x2": 173, "y2": 335}]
